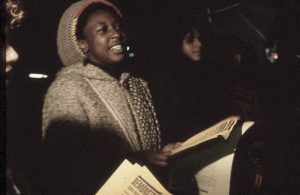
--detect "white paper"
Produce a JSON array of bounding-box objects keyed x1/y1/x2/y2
[
  {"x1": 95, "y1": 159, "x2": 172, "y2": 195},
  {"x1": 195, "y1": 121, "x2": 254, "y2": 195}
]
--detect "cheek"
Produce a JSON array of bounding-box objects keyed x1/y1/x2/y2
[
  {"x1": 88, "y1": 39, "x2": 108, "y2": 58},
  {"x1": 6, "y1": 46, "x2": 19, "y2": 63},
  {"x1": 182, "y1": 44, "x2": 192, "y2": 57},
  {"x1": 120, "y1": 31, "x2": 126, "y2": 42}
]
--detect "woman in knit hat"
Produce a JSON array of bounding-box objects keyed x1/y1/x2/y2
[{"x1": 41, "y1": 0, "x2": 179, "y2": 194}]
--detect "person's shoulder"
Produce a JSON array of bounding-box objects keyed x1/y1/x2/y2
[
  {"x1": 56, "y1": 63, "x2": 86, "y2": 81},
  {"x1": 46, "y1": 64, "x2": 89, "y2": 96}
]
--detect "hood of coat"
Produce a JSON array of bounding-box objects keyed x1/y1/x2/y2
[{"x1": 57, "y1": 62, "x2": 130, "y2": 84}]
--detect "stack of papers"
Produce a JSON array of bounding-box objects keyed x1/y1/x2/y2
[{"x1": 96, "y1": 159, "x2": 172, "y2": 195}]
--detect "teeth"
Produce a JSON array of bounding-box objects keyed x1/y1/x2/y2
[{"x1": 111, "y1": 45, "x2": 122, "y2": 51}]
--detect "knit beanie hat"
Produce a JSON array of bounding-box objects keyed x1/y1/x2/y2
[{"x1": 57, "y1": 0, "x2": 122, "y2": 67}]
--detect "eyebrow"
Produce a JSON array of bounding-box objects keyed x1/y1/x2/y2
[
  {"x1": 95, "y1": 21, "x2": 107, "y2": 26},
  {"x1": 95, "y1": 20, "x2": 119, "y2": 26}
]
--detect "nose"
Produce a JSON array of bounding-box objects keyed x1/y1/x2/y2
[
  {"x1": 6, "y1": 45, "x2": 19, "y2": 64},
  {"x1": 110, "y1": 27, "x2": 121, "y2": 39}
]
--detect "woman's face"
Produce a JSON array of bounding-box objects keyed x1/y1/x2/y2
[
  {"x1": 5, "y1": 0, "x2": 23, "y2": 85},
  {"x1": 6, "y1": 42, "x2": 19, "y2": 85},
  {"x1": 181, "y1": 28, "x2": 202, "y2": 62},
  {"x1": 80, "y1": 10, "x2": 126, "y2": 65}
]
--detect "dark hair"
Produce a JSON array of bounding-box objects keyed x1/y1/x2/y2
[
  {"x1": 76, "y1": 3, "x2": 121, "y2": 40},
  {"x1": 5, "y1": 0, "x2": 25, "y2": 30},
  {"x1": 157, "y1": 12, "x2": 214, "y2": 65}
]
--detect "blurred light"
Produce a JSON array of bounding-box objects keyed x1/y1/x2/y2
[
  {"x1": 265, "y1": 48, "x2": 278, "y2": 64},
  {"x1": 128, "y1": 53, "x2": 135, "y2": 58},
  {"x1": 126, "y1": 46, "x2": 130, "y2": 51},
  {"x1": 272, "y1": 52, "x2": 278, "y2": 60},
  {"x1": 29, "y1": 73, "x2": 48, "y2": 79},
  {"x1": 297, "y1": 54, "x2": 300, "y2": 59}
]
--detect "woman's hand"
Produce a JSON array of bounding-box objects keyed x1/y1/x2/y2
[
  {"x1": 144, "y1": 151, "x2": 170, "y2": 167},
  {"x1": 145, "y1": 142, "x2": 182, "y2": 167},
  {"x1": 128, "y1": 142, "x2": 182, "y2": 167},
  {"x1": 162, "y1": 142, "x2": 182, "y2": 153}
]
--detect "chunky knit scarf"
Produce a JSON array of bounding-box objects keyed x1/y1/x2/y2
[{"x1": 122, "y1": 76, "x2": 161, "y2": 151}]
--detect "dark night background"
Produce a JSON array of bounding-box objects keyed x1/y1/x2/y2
[{"x1": 4, "y1": 0, "x2": 299, "y2": 193}]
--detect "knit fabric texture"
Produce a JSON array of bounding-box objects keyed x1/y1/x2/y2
[
  {"x1": 124, "y1": 77, "x2": 161, "y2": 150},
  {"x1": 57, "y1": 0, "x2": 122, "y2": 67}
]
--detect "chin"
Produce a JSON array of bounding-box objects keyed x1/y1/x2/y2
[
  {"x1": 192, "y1": 57, "x2": 201, "y2": 62},
  {"x1": 112, "y1": 55, "x2": 125, "y2": 63}
]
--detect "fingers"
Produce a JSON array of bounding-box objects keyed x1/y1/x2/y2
[
  {"x1": 254, "y1": 173, "x2": 263, "y2": 189},
  {"x1": 162, "y1": 142, "x2": 183, "y2": 152},
  {"x1": 144, "y1": 142, "x2": 183, "y2": 167},
  {"x1": 162, "y1": 144, "x2": 173, "y2": 152},
  {"x1": 146, "y1": 151, "x2": 170, "y2": 167},
  {"x1": 174, "y1": 142, "x2": 182, "y2": 148},
  {"x1": 149, "y1": 159, "x2": 167, "y2": 167}
]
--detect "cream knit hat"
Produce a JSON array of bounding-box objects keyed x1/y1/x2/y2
[{"x1": 57, "y1": 0, "x2": 122, "y2": 67}]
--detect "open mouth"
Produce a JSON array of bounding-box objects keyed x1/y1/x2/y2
[
  {"x1": 192, "y1": 51, "x2": 201, "y2": 57},
  {"x1": 110, "y1": 44, "x2": 124, "y2": 54}
]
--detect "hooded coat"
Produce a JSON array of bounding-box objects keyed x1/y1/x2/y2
[
  {"x1": 41, "y1": 0, "x2": 160, "y2": 194},
  {"x1": 41, "y1": 62, "x2": 160, "y2": 194}
]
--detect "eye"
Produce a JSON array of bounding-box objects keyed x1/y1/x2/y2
[
  {"x1": 96, "y1": 25, "x2": 107, "y2": 33},
  {"x1": 184, "y1": 35, "x2": 194, "y2": 43}
]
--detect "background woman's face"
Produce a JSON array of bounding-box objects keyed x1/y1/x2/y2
[
  {"x1": 181, "y1": 28, "x2": 202, "y2": 62},
  {"x1": 6, "y1": 43, "x2": 19, "y2": 85},
  {"x1": 81, "y1": 10, "x2": 126, "y2": 65}
]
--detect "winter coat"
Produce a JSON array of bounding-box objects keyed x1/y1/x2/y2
[{"x1": 41, "y1": 62, "x2": 160, "y2": 194}]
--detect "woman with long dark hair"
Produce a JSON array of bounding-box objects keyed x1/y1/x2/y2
[{"x1": 150, "y1": 11, "x2": 223, "y2": 145}]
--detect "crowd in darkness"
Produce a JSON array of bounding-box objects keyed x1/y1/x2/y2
[{"x1": 4, "y1": 0, "x2": 299, "y2": 194}]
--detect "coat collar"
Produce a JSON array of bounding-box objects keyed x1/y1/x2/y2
[{"x1": 58, "y1": 62, "x2": 131, "y2": 83}]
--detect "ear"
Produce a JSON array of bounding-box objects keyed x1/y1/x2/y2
[{"x1": 78, "y1": 40, "x2": 88, "y2": 53}]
